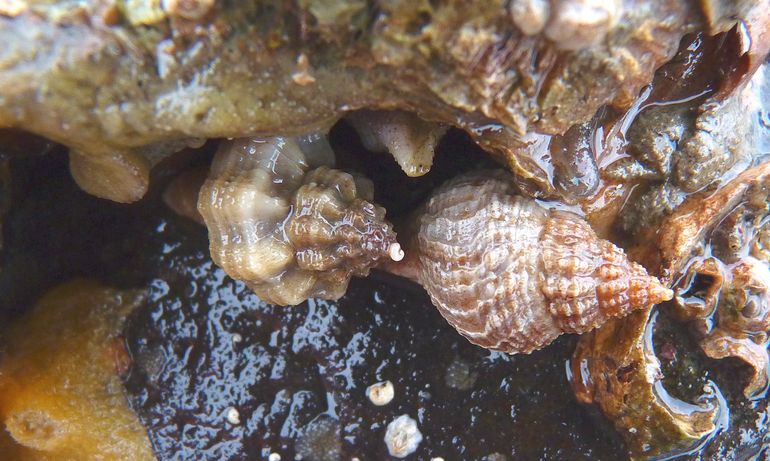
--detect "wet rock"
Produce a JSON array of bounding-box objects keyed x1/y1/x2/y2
[
  {"x1": 0, "y1": 0, "x2": 736, "y2": 201},
  {"x1": 296, "y1": 415, "x2": 342, "y2": 461},
  {"x1": 616, "y1": 37, "x2": 770, "y2": 237}
]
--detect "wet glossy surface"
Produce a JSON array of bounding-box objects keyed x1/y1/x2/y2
[
  {"x1": 0, "y1": 148, "x2": 769, "y2": 460},
  {"x1": 122, "y1": 217, "x2": 626, "y2": 460}
]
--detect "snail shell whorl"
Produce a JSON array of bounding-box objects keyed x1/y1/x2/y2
[
  {"x1": 417, "y1": 171, "x2": 672, "y2": 354},
  {"x1": 198, "y1": 136, "x2": 397, "y2": 305}
]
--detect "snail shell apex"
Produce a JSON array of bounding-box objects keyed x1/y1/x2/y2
[
  {"x1": 417, "y1": 171, "x2": 672, "y2": 354},
  {"x1": 288, "y1": 166, "x2": 397, "y2": 283}
]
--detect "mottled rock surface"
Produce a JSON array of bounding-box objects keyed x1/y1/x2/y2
[{"x1": 0, "y1": 0, "x2": 734, "y2": 201}]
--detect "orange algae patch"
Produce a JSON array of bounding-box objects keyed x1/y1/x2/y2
[{"x1": 0, "y1": 279, "x2": 154, "y2": 460}]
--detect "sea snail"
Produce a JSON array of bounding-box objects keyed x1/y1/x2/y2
[
  {"x1": 197, "y1": 136, "x2": 403, "y2": 306},
  {"x1": 196, "y1": 138, "x2": 670, "y2": 353},
  {"x1": 413, "y1": 170, "x2": 673, "y2": 354}
]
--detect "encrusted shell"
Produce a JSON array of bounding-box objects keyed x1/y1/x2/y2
[
  {"x1": 417, "y1": 171, "x2": 672, "y2": 354},
  {"x1": 347, "y1": 110, "x2": 447, "y2": 177},
  {"x1": 197, "y1": 136, "x2": 399, "y2": 306}
]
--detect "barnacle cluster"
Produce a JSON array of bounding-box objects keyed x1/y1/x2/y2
[{"x1": 1, "y1": 0, "x2": 770, "y2": 460}]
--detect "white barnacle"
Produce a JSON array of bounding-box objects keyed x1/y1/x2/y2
[
  {"x1": 544, "y1": 0, "x2": 622, "y2": 50},
  {"x1": 384, "y1": 414, "x2": 423, "y2": 458},
  {"x1": 161, "y1": 0, "x2": 214, "y2": 20},
  {"x1": 509, "y1": 0, "x2": 550, "y2": 35},
  {"x1": 225, "y1": 407, "x2": 240, "y2": 425},
  {"x1": 366, "y1": 380, "x2": 395, "y2": 406}
]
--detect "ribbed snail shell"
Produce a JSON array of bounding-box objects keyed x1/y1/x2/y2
[
  {"x1": 197, "y1": 136, "x2": 401, "y2": 306},
  {"x1": 417, "y1": 171, "x2": 673, "y2": 354}
]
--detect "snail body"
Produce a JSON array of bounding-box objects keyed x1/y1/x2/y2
[
  {"x1": 416, "y1": 171, "x2": 672, "y2": 353},
  {"x1": 197, "y1": 136, "x2": 401, "y2": 306}
]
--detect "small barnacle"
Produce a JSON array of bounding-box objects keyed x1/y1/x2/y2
[
  {"x1": 482, "y1": 454, "x2": 509, "y2": 461},
  {"x1": 384, "y1": 414, "x2": 423, "y2": 458},
  {"x1": 161, "y1": 0, "x2": 214, "y2": 21},
  {"x1": 544, "y1": 0, "x2": 621, "y2": 50},
  {"x1": 292, "y1": 53, "x2": 317, "y2": 86},
  {"x1": 366, "y1": 380, "x2": 395, "y2": 406},
  {"x1": 224, "y1": 407, "x2": 240, "y2": 425},
  {"x1": 0, "y1": 0, "x2": 26, "y2": 17},
  {"x1": 121, "y1": 0, "x2": 167, "y2": 25},
  {"x1": 509, "y1": 0, "x2": 550, "y2": 36},
  {"x1": 751, "y1": 222, "x2": 770, "y2": 262}
]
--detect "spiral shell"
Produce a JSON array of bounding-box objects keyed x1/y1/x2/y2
[
  {"x1": 417, "y1": 171, "x2": 672, "y2": 353},
  {"x1": 198, "y1": 136, "x2": 400, "y2": 306}
]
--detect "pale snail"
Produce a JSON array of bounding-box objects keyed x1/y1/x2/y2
[
  {"x1": 197, "y1": 135, "x2": 403, "y2": 306},
  {"x1": 408, "y1": 170, "x2": 673, "y2": 354}
]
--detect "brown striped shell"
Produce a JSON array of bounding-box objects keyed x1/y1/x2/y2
[
  {"x1": 417, "y1": 171, "x2": 672, "y2": 354},
  {"x1": 197, "y1": 136, "x2": 401, "y2": 306}
]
